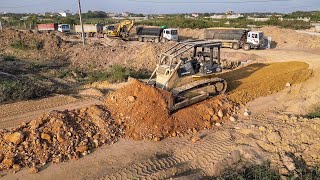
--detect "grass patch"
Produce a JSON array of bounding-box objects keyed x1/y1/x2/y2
[
  {"x1": 0, "y1": 76, "x2": 50, "y2": 103},
  {"x1": 306, "y1": 104, "x2": 320, "y2": 118},
  {"x1": 10, "y1": 40, "x2": 30, "y2": 50},
  {"x1": 82, "y1": 65, "x2": 151, "y2": 84},
  {"x1": 2, "y1": 55, "x2": 16, "y2": 61},
  {"x1": 214, "y1": 162, "x2": 280, "y2": 180}
]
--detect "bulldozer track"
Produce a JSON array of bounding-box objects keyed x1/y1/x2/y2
[{"x1": 106, "y1": 131, "x2": 234, "y2": 179}]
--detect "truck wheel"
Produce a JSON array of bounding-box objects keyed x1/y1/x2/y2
[
  {"x1": 243, "y1": 44, "x2": 251, "y2": 51},
  {"x1": 232, "y1": 43, "x2": 240, "y2": 50},
  {"x1": 155, "y1": 38, "x2": 160, "y2": 43}
]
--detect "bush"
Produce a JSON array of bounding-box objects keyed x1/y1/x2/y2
[
  {"x1": 306, "y1": 104, "x2": 320, "y2": 118},
  {"x1": 0, "y1": 77, "x2": 49, "y2": 103},
  {"x1": 10, "y1": 40, "x2": 30, "y2": 50},
  {"x1": 214, "y1": 162, "x2": 280, "y2": 180},
  {"x1": 2, "y1": 55, "x2": 16, "y2": 61}
]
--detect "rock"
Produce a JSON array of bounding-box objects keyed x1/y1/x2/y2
[
  {"x1": 12, "y1": 164, "x2": 21, "y2": 171},
  {"x1": 76, "y1": 145, "x2": 88, "y2": 153},
  {"x1": 41, "y1": 133, "x2": 51, "y2": 142},
  {"x1": 218, "y1": 110, "x2": 224, "y2": 118},
  {"x1": 266, "y1": 131, "x2": 282, "y2": 144},
  {"x1": 244, "y1": 112, "x2": 250, "y2": 116},
  {"x1": 171, "y1": 132, "x2": 177, "y2": 137},
  {"x1": 291, "y1": 116, "x2": 298, "y2": 121},
  {"x1": 57, "y1": 133, "x2": 65, "y2": 143},
  {"x1": 229, "y1": 116, "x2": 236, "y2": 122},
  {"x1": 128, "y1": 96, "x2": 136, "y2": 102},
  {"x1": 29, "y1": 167, "x2": 39, "y2": 174},
  {"x1": 191, "y1": 136, "x2": 200, "y2": 143},
  {"x1": 3, "y1": 158, "x2": 14, "y2": 169},
  {"x1": 283, "y1": 156, "x2": 296, "y2": 171},
  {"x1": 204, "y1": 121, "x2": 212, "y2": 128},
  {"x1": 4, "y1": 132, "x2": 24, "y2": 145},
  {"x1": 257, "y1": 141, "x2": 277, "y2": 152},
  {"x1": 203, "y1": 114, "x2": 211, "y2": 121},
  {"x1": 215, "y1": 122, "x2": 221, "y2": 127},
  {"x1": 153, "y1": 137, "x2": 160, "y2": 142},
  {"x1": 0, "y1": 154, "x2": 3, "y2": 163},
  {"x1": 212, "y1": 115, "x2": 220, "y2": 121},
  {"x1": 286, "y1": 82, "x2": 291, "y2": 87},
  {"x1": 258, "y1": 126, "x2": 267, "y2": 132}
]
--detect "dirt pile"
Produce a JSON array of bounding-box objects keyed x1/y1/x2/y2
[
  {"x1": 221, "y1": 61, "x2": 312, "y2": 105},
  {"x1": 178, "y1": 28, "x2": 205, "y2": 40},
  {"x1": 105, "y1": 79, "x2": 237, "y2": 140},
  {"x1": 0, "y1": 29, "x2": 66, "y2": 61},
  {"x1": 0, "y1": 105, "x2": 124, "y2": 172},
  {"x1": 259, "y1": 26, "x2": 320, "y2": 49}
]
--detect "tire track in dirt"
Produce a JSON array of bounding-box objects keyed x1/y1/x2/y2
[
  {"x1": 0, "y1": 96, "x2": 102, "y2": 129},
  {"x1": 106, "y1": 131, "x2": 235, "y2": 179}
]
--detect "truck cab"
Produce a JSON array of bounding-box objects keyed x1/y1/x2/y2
[
  {"x1": 246, "y1": 31, "x2": 265, "y2": 49},
  {"x1": 163, "y1": 29, "x2": 178, "y2": 41},
  {"x1": 58, "y1": 24, "x2": 71, "y2": 33}
]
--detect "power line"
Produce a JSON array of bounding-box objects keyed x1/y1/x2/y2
[{"x1": 128, "y1": 0, "x2": 294, "y2": 4}]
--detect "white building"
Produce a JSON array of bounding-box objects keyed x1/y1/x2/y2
[
  {"x1": 59, "y1": 10, "x2": 71, "y2": 17},
  {"x1": 247, "y1": 16, "x2": 270, "y2": 22},
  {"x1": 192, "y1": 13, "x2": 199, "y2": 18}
]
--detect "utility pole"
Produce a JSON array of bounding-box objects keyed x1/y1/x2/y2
[
  {"x1": 77, "y1": 0, "x2": 85, "y2": 46},
  {"x1": 0, "y1": 21, "x2": 2, "y2": 30}
]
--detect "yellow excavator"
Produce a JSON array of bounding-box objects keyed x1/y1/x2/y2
[
  {"x1": 147, "y1": 40, "x2": 227, "y2": 112},
  {"x1": 106, "y1": 20, "x2": 135, "y2": 39}
]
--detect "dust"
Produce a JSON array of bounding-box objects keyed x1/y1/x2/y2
[
  {"x1": 105, "y1": 79, "x2": 237, "y2": 140},
  {"x1": 221, "y1": 61, "x2": 312, "y2": 105}
]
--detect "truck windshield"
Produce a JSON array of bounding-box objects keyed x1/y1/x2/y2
[
  {"x1": 62, "y1": 25, "x2": 69, "y2": 29},
  {"x1": 171, "y1": 30, "x2": 177, "y2": 35}
]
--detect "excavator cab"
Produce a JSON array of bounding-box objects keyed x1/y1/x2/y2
[
  {"x1": 106, "y1": 20, "x2": 135, "y2": 39},
  {"x1": 147, "y1": 40, "x2": 227, "y2": 112}
]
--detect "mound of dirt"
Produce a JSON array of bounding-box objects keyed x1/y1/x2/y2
[
  {"x1": 105, "y1": 79, "x2": 237, "y2": 140},
  {"x1": 222, "y1": 61, "x2": 312, "y2": 105},
  {"x1": 0, "y1": 105, "x2": 124, "y2": 172},
  {"x1": 259, "y1": 26, "x2": 320, "y2": 49},
  {"x1": 0, "y1": 29, "x2": 66, "y2": 61}
]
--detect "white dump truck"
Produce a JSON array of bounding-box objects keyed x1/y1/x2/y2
[{"x1": 204, "y1": 28, "x2": 267, "y2": 50}]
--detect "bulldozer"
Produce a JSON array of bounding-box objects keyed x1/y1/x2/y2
[
  {"x1": 106, "y1": 20, "x2": 135, "y2": 39},
  {"x1": 147, "y1": 40, "x2": 227, "y2": 112}
]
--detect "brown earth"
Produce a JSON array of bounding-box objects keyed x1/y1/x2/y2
[
  {"x1": 0, "y1": 105, "x2": 124, "y2": 172},
  {"x1": 105, "y1": 79, "x2": 237, "y2": 140},
  {"x1": 259, "y1": 26, "x2": 320, "y2": 49},
  {"x1": 221, "y1": 61, "x2": 312, "y2": 105}
]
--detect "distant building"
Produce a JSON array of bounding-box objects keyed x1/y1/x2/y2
[
  {"x1": 296, "y1": 17, "x2": 310, "y2": 22},
  {"x1": 191, "y1": 13, "x2": 199, "y2": 18},
  {"x1": 107, "y1": 13, "x2": 117, "y2": 17},
  {"x1": 210, "y1": 10, "x2": 243, "y2": 19},
  {"x1": 59, "y1": 10, "x2": 71, "y2": 17},
  {"x1": 20, "y1": 16, "x2": 29, "y2": 21},
  {"x1": 121, "y1": 12, "x2": 130, "y2": 17},
  {"x1": 247, "y1": 16, "x2": 270, "y2": 22}
]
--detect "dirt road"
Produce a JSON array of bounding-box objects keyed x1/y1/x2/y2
[
  {"x1": 2, "y1": 47, "x2": 320, "y2": 179},
  {"x1": 0, "y1": 95, "x2": 102, "y2": 129}
]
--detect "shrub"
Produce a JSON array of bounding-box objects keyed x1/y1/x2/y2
[
  {"x1": 306, "y1": 104, "x2": 320, "y2": 118},
  {"x1": 10, "y1": 40, "x2": 30, "y2": 50},
  {"x1": 2, "y1": 55, "x2": 16, "y2": 61}
]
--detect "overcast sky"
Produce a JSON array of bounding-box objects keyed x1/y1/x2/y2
[{"x1": 0, "y1": 0, "x2": 319, "y2": 14}]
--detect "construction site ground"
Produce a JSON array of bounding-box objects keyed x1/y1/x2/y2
[{"x1": 1, "y1": 26, "x2": 320, "y2": 179}]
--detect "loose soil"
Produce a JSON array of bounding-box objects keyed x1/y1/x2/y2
[
  {"x1": 105, "y1": 79, "x2": 237, "y2": 140},
  {"x1": 0, "y1": 105, "x2": 124, "y2": 172},
  {"x1": 221, "y1": 61, "x2": 312, "y2": 105}
]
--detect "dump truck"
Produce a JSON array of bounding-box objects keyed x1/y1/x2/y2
[
  {"x1": 58, "y1": 24, "x2": 71, "y2": 33},
  {"x1": 37, "y1": 23, "x2": 58, "y2": 31},
  {"x1": 204, "y1": 28, "x2": 266, "y2": 50},
  {"x1": 136, "y1": 27, "x2": 178, "y2": 43},
  {"x1": 147, "y1": 40, "x2": 227, "y2": 111},
  {"x1": 75, "y1": 24, "x2": 104, "y2": 37}
]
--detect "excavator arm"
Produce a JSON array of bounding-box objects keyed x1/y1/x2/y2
[{"x1": 107, "y1": 20, "x2": 135, "y2": 39}]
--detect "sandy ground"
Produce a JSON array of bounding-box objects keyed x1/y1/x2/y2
[{"x1": 1, "y1": 46, "x2": 320, "y2": 179}]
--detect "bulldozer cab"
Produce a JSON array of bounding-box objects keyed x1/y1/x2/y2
[{"x1": 148, "y1": 40, "x2": 222, "y2": 90}]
